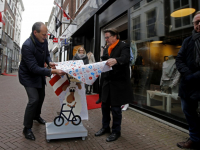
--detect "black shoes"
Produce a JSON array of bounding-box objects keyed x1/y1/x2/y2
[
  {"x1": 95, "y1": 128, "x2": 110, "y2": 136},
  {"x1": 23, "y1": 128, "x2": 35, "y2": 141},
  {"x1": 177, "y1": 138, "x2": 200, "y2": 149},
  {"x1": 106, "y1": 132, "x2": 121, "y2": 142},
  {"x1": 96, "y1": 99, "x2": 101, "y2": 104},
  {"x1": 34, "y1": 117, "x2": 46, "y2": 125}
]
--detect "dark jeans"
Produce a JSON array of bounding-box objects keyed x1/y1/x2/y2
[
  {"x1": 24, "y1": 86, "x2": 45, "y2": 129},
  {"x1": 101, "y1": 101, "x2": 122, "y2": 134},
  {"x1": 181, "y1": 98, "x2": 200, "y2": 143}
]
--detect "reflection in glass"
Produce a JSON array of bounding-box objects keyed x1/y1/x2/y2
[
  {"x1": 129, "y1": 0, "x2": 199, "y2": 123},
  {"x1": 147, "y1": 9, "x2": 156, "y2": 38}
]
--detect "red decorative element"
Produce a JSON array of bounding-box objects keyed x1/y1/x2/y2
[
  {"x1": 55, "y1": 80, "x2": 69, "y2": 96},
  {"x1": 53, "y1": 38, "x2": 58, "y2": 43},
  {"x1": 49, "y1": 74, "x2": 61, "y2": 86},
  {"x1": 73, "y1": 73, "x2": 76, "y2": 76},
  {"x1": 86, "y1": 94, "x2": 101, "y2": 110},
  {"x1": 89, "y1": 77, "x2": 92, "y2": 80},
  {"x1": 96, "y1": 75, "x2": 99, "y2": 78},
  {"x1": 0, "y1": 12, "x2": 5, "y2": 25}
]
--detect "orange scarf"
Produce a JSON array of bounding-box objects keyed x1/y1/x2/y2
[{"x1": 108, "y1": 40, "x2": 119, "y2": 56}]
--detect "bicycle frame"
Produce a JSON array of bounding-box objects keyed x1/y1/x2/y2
[{"x1": 58, "y1": 103, "x2": 76, "y2": 122}]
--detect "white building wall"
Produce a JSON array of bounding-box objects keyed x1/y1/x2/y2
[
  {"x1": 0, "y1": 0, "x2": 5, "y2": 39},
  {"x1": 14, "y1": 0, "x2": 24, "y2": 47}
]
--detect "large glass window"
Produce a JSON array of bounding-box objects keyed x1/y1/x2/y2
[{"x1": 130, "y1": 0, "x2": 199, "y2": 123}]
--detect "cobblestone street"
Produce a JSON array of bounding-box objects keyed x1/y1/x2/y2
[{"x1": 0, "y1": 73, "x2": 189, "y2": 150}]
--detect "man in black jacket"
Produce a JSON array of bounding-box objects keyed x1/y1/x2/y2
[
  {"x1": 94, "y1": 28, "x2": 133, "y2": 142},
  {"x1": 176, "y1": 11, "x2": 200, "y2": 149},
  {"x1": 19, "y1": 22, "x2": 65, "y2": 141}
]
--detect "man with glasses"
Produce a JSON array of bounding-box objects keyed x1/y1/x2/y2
[
  {"x1": 176, "y1": 11, "x2": 200, "y2": 149},
  {"x1": 94, "y1": 28, "x2": 133, "y2": 142}
]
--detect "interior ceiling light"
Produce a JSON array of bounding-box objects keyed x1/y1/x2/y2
[
  {"x1": 151, "y1": 41, "x2": 163, "y2": 44},
  {"x1": 176, "y1": 46, "x2": 182, "y2": 48},
  {"x1": 171, "y1": 8, "x2": 195, "y2": 18}
]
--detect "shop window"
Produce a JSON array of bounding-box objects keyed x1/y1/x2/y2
[
  {"x1": 132, "y1": 16, "x2": 141, "y2": 41},
  {"x1": 146, "y1": 9, "x2": 156, "y2": 38},
  {"x1": 129, "y1": 0, "x2": 197, "y2": 123}
]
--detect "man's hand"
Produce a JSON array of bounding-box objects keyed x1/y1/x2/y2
[
  {"x1": 106, "y1": 58, "x2": 117, "y2": 67},
  {"x1": 51, "y1": 69, "x2": 66, "y2": 76},
  {"x1": 49, "y1": 62, "x2": 58, "y2": 69}
]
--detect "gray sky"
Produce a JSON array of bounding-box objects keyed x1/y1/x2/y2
[{"x1": 20, "y1": 0, "x2": 54, "y2": 47}]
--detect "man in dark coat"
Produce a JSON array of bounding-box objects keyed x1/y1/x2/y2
[
  {"x1": 19, "y1": 22, "x2": 65, "y2": 141},
  {"x1": 95, "y1": 28, "x2": 133, "y2": 142},
  {"x1": 176, "y1": 11, "x2": 200, "y2": 149}
]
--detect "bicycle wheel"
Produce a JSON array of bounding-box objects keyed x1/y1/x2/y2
[
  {"x1": 72, "y1": 115, "x2": 81, "y2": 125},
  {"x1": 54, "y1": 116, "x2": 64, "y2": 126}
]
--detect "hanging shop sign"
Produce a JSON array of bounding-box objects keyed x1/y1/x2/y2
[{"x1": 53, "y1": 38, "x2": 58, "y2": 43}]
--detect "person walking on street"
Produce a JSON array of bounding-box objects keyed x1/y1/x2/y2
[
  {"x1": 95, "y1": 28, "x2": 133, "y2": 142},
  {"x1": 19, "y1": 22, "x2": 65, "y2": 141},
  {"x1": 176, "y1": 11, "x2": 200, "y2": 149}
]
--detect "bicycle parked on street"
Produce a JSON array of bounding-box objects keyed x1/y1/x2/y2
[{"x1": 54, "y1": 103, "x2": 81, "y2": 126}]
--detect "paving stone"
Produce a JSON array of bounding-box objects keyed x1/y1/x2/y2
[{"x1": 0, "y1": 73, "x2": 188, "y2": 150}]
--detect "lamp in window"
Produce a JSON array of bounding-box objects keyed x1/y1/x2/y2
[
  {"x1": 171, "y1": 8, "x2": 195, "y2": 18},
  {"x1": 151, "y1": 41, "x2": 163, "y2": 44}
]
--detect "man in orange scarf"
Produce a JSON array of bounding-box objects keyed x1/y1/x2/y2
[{"x1": 95, "y1": 28, "x2": 133, "y2": 142}]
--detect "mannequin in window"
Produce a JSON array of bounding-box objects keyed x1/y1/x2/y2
[{"x1": 160, "y1": 55, "x2": 180, "y2": 97}]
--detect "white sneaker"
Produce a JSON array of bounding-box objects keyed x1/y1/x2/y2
[{"x1": 121, "y1": 104, "x2": 129, "y2": 111}]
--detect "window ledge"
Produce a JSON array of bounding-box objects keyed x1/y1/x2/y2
[{"x1": 170, "y1": 24, "x2": 193, "y2": 32}]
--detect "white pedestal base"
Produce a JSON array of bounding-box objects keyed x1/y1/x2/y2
[{"x1": 45, "y1": 120, "x2": 87, "y2": 142}]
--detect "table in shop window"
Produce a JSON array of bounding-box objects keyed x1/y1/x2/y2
[{"x1": 146, "y1": 90, "x2": 172, "y2": 113}]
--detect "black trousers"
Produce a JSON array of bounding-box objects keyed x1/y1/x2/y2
[
  {"x1": 101, "y1": 101, "x2": 122, "y2": 134},
  {"x1": 24, "y1": 86, "x2": 45, "y2": 129}
]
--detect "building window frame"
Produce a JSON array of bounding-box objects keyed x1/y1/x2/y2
[
  {"x1": 132, "y1": 15, "x2": 141, "y2": 41},
  {"x1": 76, "y1": 0, "x2": 85, "y2": 12},
  {"x1": 170, "y1": 0, "x2": 193, "y2": 31},
  {"x1": 146, "y1": 8, "x2": 157, "y2": 38}
]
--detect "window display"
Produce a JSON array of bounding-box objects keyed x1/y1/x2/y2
[{"x1": 130, "y1": 0, "x2": 199, "y2": 121}]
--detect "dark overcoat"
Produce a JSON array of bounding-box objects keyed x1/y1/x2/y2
[
  {"x1": 101, "y1": 41, "x2": 134, "y2": 106},
  {"x1": 18, "y1": 37, "x2": 51, "y2": 88},
  {"x1": 176, "y1": 35, "x2": 200, "y2": 100}
]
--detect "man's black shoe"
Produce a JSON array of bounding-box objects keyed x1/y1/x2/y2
[
  {"x1": 106, "y1": 132, "x2": 121, "y2": 142},
  {"x1": 95, "y1": 128, "x2": 110, "y2": 136},
  {"x1": 177, "y1": 138, "x2": 200, "y2": 149},
  {"x1": 34, "y1": 117, "x2": 46, "y2": 124},
  {"x1": 96, "y1": 99, "x2": 101, "y2": 104},
  {"x1": 23, "y1": 128, "x2": 35, "y2": 141}
]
